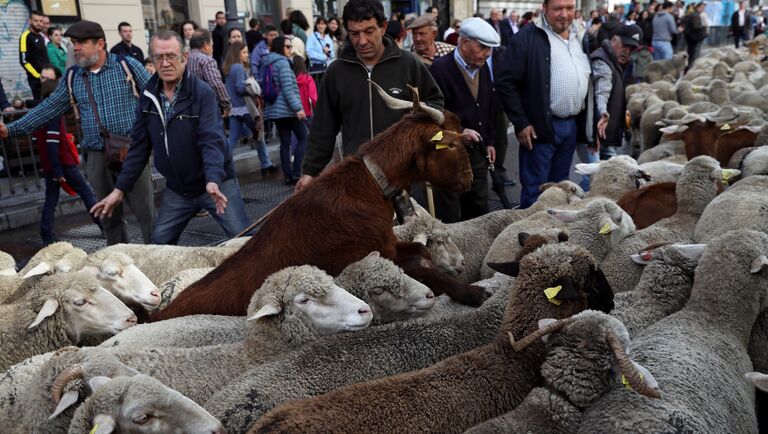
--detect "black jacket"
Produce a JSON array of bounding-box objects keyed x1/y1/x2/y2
[
  {"x1": 212, "y1": 25, "x2": 226, "y2": 65},
  {"x1": 430, "y1": 50, "x2": 496, "y2": 150},
  {"x1": 115, "y1": 70, "x2": 234, "y2": 197},
  {"x1": 496, "y1": 20, "x2": 590, "y2": 145},
  {"x1": 110, "y1": 41, "x2": 145, "y2": 63},
  {"x1": 0, "y1": 78, "x2": 10, "y2": 110},
  {"x1": 731, "y1": 10, "x2": 753, "y2": 32},
  {"x1": 301, "y1": 35, "x2": 444, "y2": 177},
  {"x1": 590, "y1": 40, "x2": 625, "y2": 148}
]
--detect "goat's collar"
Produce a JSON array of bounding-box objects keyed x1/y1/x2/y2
[{"x1": 363, "y1": 156, "x2": 402, "y2": 199}]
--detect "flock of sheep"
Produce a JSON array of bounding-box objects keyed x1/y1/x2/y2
[{"x1": 1, "y1": 43, "x2": 768, "y2": 433}]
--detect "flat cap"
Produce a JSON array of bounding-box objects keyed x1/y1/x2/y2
[
  {"x1": 407, "y1": 14, "x2": 437, "y2": 30},
  {"x1": 64, "y1": 20, "x2": 106, "y2": 40},
  {"x1": 459, "y1": 17, "x2": 500, "y2": 47},
  {"x1": 613, "y1": 24, "x2": 642, "y2": 47}
]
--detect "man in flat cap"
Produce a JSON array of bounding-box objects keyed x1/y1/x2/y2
[
  {"x1": 497, "y1": 0, "x2": 591, "y2": 208},
  {"x1": 0, "y1": 20, "x2": 156, "y2": 245},
  {"x1": 428, "y1": 18, "x2": 498, "y2": 222},
  {"x1": 408, "y1": 14, "x2": 455, "y2": 65},
  {"x1": 589, "y1": 24, "x2": 642, "y2": 160}
]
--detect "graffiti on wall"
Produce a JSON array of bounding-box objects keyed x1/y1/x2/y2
[{"x1": 0, "y1": 0, "x2": 32, "y2": 102}]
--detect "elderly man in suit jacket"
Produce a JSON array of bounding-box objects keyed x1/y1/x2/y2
[{"x1": 429, "y1": 18, "x2": 499, "y2": 223}]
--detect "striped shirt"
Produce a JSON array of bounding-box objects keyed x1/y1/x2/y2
[
  {"x1": 540, "y1": 18, "x2": 590, "y2": 118},
  {"x1": 8, "y1": 54, "x2": 149, "y2": 150},
  {"x1": 592, "y1": 58, "x2": 613, "y2": 116}
]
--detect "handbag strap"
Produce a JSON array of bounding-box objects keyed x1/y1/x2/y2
[{"x1": 82, "y1": 73, "x2": 110, "y2": 138}]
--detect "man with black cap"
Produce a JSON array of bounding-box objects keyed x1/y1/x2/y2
[
  {"x1": 590, "y1": 24, "x2": 642, "y2": 159},
  {"x1": 428, "y1": 17, "x2": 498, "y2": 222},
  {"x1": 0, "y1": 20, "x2": 156, "y2": 245}
]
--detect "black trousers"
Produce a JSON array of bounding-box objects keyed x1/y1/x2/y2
[
  {"x1": 27, "y1": 76, "x2": 41, "y2": 100},
  {"x1": 431, "y1": 146, "x2": 489, "y2": 223}
]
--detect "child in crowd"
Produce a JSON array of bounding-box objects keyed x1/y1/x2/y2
[
  {"x1": 144, "y1": 57, "x2": 156, "y2": 75},
  {"x1": 293, "y1": 55, "x2": 317, "y2": 130},
  {"x1": 34, "y1": 65, "x2": 102, "y2": 245}
]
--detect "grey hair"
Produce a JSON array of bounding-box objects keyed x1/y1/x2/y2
[{"x1": 150, "y1": 30, "x2": 186, "y2": 55}]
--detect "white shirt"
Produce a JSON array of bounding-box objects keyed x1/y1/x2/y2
[
  {"x1": 540, "y1": 17, "x2": 591, "y2": 118},
  {"x1": 739, "y1": 10, "x2": 746, "y2": 26}
]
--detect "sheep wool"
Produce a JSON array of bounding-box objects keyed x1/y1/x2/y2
[{"x1": 694, "y1": 175, "x2": 768, "y2": 243}]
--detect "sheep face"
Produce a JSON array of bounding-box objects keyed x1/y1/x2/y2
[
  {"x1": 96, "y1": 255, "x2": 161, "y2": 311},
  {"x1": 77, "y1": 375, "x2": 224, "y2": 434},
  {"x1": 575, "y1": 155, "x2": 650, "y2": 192},
  {"x1": 248, "y1": 266, "x2": 373, "y2": 335},
  {"x1": 367, "y1": 274, "x2": 435, "y2": 323},
  {"x1": 56, "y1": 283, "x2": 138, "y2": 340},
  {"x1": 548, "y1": 200, "x2": 636, "y2": 248},
  {"x1": 631, "y1": 243, "x2": 707, "y2": 268},
  {"x1": 425, "y1": 231, "x2": 465, "y2": 276}
]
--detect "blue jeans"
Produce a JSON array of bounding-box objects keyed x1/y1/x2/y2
[
  {"x1": 652, "y1": 40, "x2": 673, "y2": 60},
  {"x1": 228, "y1": 115, "x2": 273, "y2": 169},
  {"x1": 41, "y1": 165, "x2": 100, "y2": 243},
  {"x1": 275, "y1": 117, "x2": 308, "y2": 181},
  {"x1": 151, "y1": 178, "x2": 250, "y2": 244},
  {"x1": 575, "y1": 143, "x2": 599, "y2": 192},
  {"x1": 519, "y1": 117, "x2": 577, "y2": 208}
]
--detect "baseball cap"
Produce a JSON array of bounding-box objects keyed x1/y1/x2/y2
[{"x1": 613, "y1": 24, "x2": 642, "y2": 47}]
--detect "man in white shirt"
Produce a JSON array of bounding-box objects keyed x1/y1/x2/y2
[{"x1": 731, "y1": 1, "x2": 752, "y2": 48}]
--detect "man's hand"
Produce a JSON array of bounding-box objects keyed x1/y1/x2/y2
[
  {"x1": 487, "y1": 145, "x2": 496, "y2": 165},
  {"x1": 222, "y1": 108, "x2": 230, "y2": 118},
  {"x1": 295, "y1": 174, "x2": 314, "y2": 192},
  {"x1": 206, "y1": 182, "x2": 228, "y2": 214},
  {"x1": 462, "y1": 128, "x2": 482, "y2": 142},
  {"x1": 90, "y1": 189, "x2": 125, "y2": 219},
  {"x1": 0, "y1": 122, "x2": 8, "y2": 139},
  {"x1": 297, "y1": 110, "x2": 307, "y2": 121},
  {"x1": 595, "y1": 113, "x2": 609, "y2": 150},
  {"x1": 517, "y1": 125, "x2": 537, "y2": 150}
]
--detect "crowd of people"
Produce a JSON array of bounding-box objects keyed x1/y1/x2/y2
[{"x1": 0, "y1": 0, "x2": 752, "y2": 247}]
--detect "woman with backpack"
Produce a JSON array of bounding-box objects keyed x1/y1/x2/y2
[{"x1": 262, "y1": 36, "x2": 307, "y2": 185}]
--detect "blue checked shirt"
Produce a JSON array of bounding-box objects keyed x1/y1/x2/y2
[
  {"x1": 158, "y1": 77, "x2": 184, "y2": 122},
  {"x1": 7, "y1": 54, "x2": 150, "y2": 150}
]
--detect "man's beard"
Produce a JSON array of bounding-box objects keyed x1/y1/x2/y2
[{"x1": 76, "y1": 52, "x2": 101, "y2": 68}]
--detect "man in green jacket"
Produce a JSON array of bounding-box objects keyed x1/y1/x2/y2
[{"x1": 295, "y1": 0, "x2": 444, "y2": 191}]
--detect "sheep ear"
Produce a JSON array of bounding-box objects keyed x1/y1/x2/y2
[
  {"x1": 367, "y1": 251, "x2": 381, "y2": 258},
  {"x1": 99, "y1": 261, "x2": 122, "y2": 278},
  {"x1": 487, "y1": 261, "x2": 520, "y2": 277},
  {"x1": 745, "y1": 372, "x2": 768, "y2": 392},
  {"x1": 29, "y1": 299, "x2": 59, "y2": 329},
  {"x1": 247, "y1": 302, "x2": 282, "y2": 321},
  {"x1": 88, "y1": 376, "x2": 112, "y2": 393},
  {"x1": 413, "y1": 233, "x2": 428, "y2": 245},
  {"x1": 750, "y1": 255, "x2": 768, "y2": 274},
  {"x1": 669, "y1": 244, "x2": 707, "y2": 261},
  {"x1": 711, "y1": 168, "x2": 740, "y2": 184},
  {"x1": 631, "y1": 250, "x2": 654, "y2": 265},
  {"x1": 574, "y1": 162, "x2": 602, "y2": 175},
  {"x1": 631, "y1": 359, "x2": 659, "y2": 389},
  {"x1": 517, "y1": 232, "x2": 530, "y2": 247},
  {"x1": 547, "y1": 209, "x2": 579, "y2": 223},
  {"x1": 91, "y1": 414, "x2": 117, "y2": 434},
  {"x1": 23, "y1": 261, "x2": 52, "y2": 278},
  {"x1": 49, "y1": 390, "x2": 80, "y2": 419},
  {"x1": 598, "y1": 218, "x2": 619, "y2": 236}
]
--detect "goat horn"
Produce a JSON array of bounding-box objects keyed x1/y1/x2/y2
[
  {"x1": 606, "y1": 331, "x2": 661, "y2": 399},
  {"x1": 52, "y1": 346, "x2": 80, "y2": 358},
  {"x1": 407, "y1": 84, "x2": 445, "y2": 125},
  {"x1": 369, "y1": 79, "x2": 412, "y2": 111},
  {"x1": 51, "y1": 364, "x2": 84, "y2": 404},
  {"x1": 510, "y1": 317, "x2": 575, "y2": 352}
]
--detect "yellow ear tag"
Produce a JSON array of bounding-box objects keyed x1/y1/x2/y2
[
  {"x1": 692, "y1": 85, "x2": 701, "y2": 92},
  {"x1": 722, "y1": 169, "x2": 734, "y2": 185},
  {"x1": 90, "y1": 424, "x2": 100, "y2": 434},
  {"x1": 720, "y1": 123, "x2": 731, "y2": 131},
  {"x1": 544, "y1": 285, "x2": 563, "y2": 305},
  {"x1": 599, "y1": 222, "x2": 612, "y2": 235},
  {"x1": 621, "y1": 373, "x2": 644, "y2": 391},
  {"x1": 435, "y1": 143, "x2": 449, "y2": 150},
  {"x1": 430, "y1": 131, "x2": 444, "y2": 142}
]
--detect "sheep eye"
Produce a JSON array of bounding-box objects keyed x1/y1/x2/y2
[
  {"x1": 298, "y1": 298, "x2": 311, "y2": 304},
  {"x1": 368, "y1": 287, "x2": 385, "y2": 296},
  {"x1": 133, "y1": 414, "x2": 151, "y2": 424},
  {"x1": 73, "y1": 299, "x2": 87, "y2": 306},
  {"x1": 437, "y1": 240, "x2": 444, "y2": 246}
]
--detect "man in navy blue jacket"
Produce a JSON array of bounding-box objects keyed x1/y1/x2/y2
[
  {"x1": 91, "y1": 30, "x2": 249, "y2": 244},
  {"x1": 497, "y1": 0, "x2": 591, "y2": 208},
  {"x1": 429, "y1": 18, "x2": 498, "y2": 222}
]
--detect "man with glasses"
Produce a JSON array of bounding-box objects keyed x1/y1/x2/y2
[
  {"x1": 91, "y1": 31, "x2": 249, "y2": 245},
  {"x1": 429, "y1": 18, "x2": 498, "y2": 222},
  {"x1": 296, "y1": 0, "x2": 444, "y2": 192},
  {"x1": 0, "y1": 20, "x2": 156, "y2": 245}
]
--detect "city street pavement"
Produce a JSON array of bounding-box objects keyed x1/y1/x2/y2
[{"x1": 0, "y1": 128, "x2": 585, "y2": 265}]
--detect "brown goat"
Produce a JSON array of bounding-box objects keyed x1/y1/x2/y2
[
  {"x1": 617, "y1": 182, "x2": 678, "y2": 229},
  {"x1": 663, "y1": 120, "x2": 756, "y2": 166},
  {"x1": 248, "y1": 244, "x2": 615, "y2": 434},
  {"x1": 151, "y1": 101, "x2": 485, "y2": 321}
]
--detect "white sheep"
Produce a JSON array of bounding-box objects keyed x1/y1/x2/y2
[
  {"x1": 694, "y1": 175, "x2": 768, "y2": 243},
  {"x1": 0, "y1": 270, "x2": 137, "y2": 371},
  {"x1": 0, "y1": 250, "x2": 15, "y2": 276},
  {"x1": 636, "y1": 140, "x2": 686, "y2": 164},
  {"x1": 578, "y1": 229, "x2": 768, "y2": 433},
  {"x1": 81, "y1": 250, "x2": 161, "y2": 312},
  {"x1": 638, "y1": 160, "x2": 684, "y2": 184},
  {"x1": 574, "y1": 155, "x2": 651, "y2": 201},
  {"x1": 1, "y1": 242, "x2": 88, "y2": 303},
  {"x1": 99, "y1": 265, "x2": 372, "y2": 404}
]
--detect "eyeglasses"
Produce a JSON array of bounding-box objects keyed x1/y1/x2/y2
[{"x1": 151, "y1": 53, "x2": 182, "y2": 64}]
